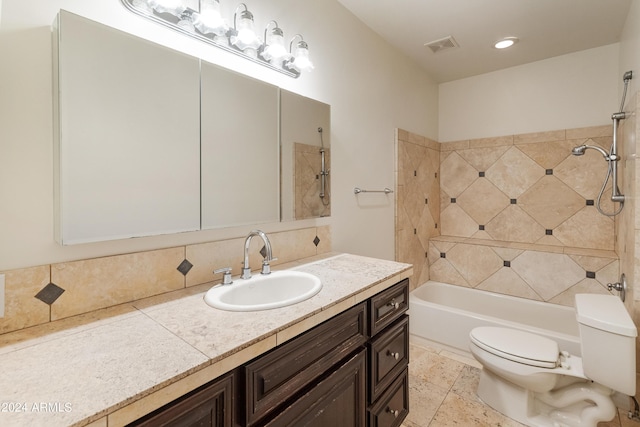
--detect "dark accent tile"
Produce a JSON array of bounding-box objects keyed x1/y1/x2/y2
[
  {"x1": 414, "y1": 171, "x2": 417, "y2": 177},
  {"x1": 451, "y1": 198, "x2": 456, "y2": 203},
  {"x1": 545, "y1": 229, "x2": 553, "y2": 235},
  {"x1": 313, "y1": 236, "x2": 320, "y2": 246},
  {"x1": 503, "y1": 260, "x2": 511, "y2": 267},
  {"x1": 414, "y1": 228, "x2": 417, "y2": 235},
  {"x1": 260, "y1": 245, "x2": 268, "y2": 258},
  {"x1": 435, "y1": 172, "x2": 438, "y2": 178},
  {"x1": 435, "y1": 223, "x2": 438, "y2": 229},
  {"x1": 586, "y1": 199, "x2": 595, "y2": 206},
  {"x1": 545, "y1": 169, "x2": 553, "y2": 175},
  {"x1": 35, "y1": 283, "x2": 65, "y2": 305},
  {"x1": 586, "y1": 271, "x2": 596, "y2": 279},
  {"x1": 440, "y1": 252, "x2": 446, "y2": 258},
  {"x1": 479, "y1": 225, "x2": 485, "y2": 231},
  {"x1": 479, "y1": 171, "x2": 485, "y2": 177},
  {"x1": 177, "y1": 259, "x2": 193, "y2": 276},
  {"x1": 510, "y1": 199, "x2": 517, "y2": 204},
  {"x1": 425, "y1": 198, "x2": 428, "y2": 204}
]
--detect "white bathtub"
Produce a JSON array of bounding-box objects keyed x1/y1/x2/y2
[{"x1": 409, "y1": 281, "x2": 581, "y2": 357}]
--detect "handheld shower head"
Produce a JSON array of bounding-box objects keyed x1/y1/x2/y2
[
  {"x1": 571, "y1": 144, "x2": 609, "y2": 159},
  {"x1": 571, "y1": 145, "x2": 586, "y2": 156}
]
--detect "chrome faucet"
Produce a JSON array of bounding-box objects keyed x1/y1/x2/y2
[{"x1": 241, "y1": 230, "x2": 274, "y2": 279}]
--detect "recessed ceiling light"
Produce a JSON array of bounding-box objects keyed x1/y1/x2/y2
[{"x1": 494, "y1": 37, "x2": 519, "y2": 49}]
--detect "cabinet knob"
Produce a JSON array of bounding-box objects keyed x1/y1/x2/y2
[
  {"x1": 387, "y1": 407, "x2": 399, "y2": 417},
  {"x1": 387, "y1": 299, "x2": 400, "y2": 310},
  {"x1": 387, "y1": 350, "x2": 400, "y2": 360}
]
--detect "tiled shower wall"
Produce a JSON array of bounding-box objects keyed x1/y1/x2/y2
[
  {"x1": 294, "y1": 143, "x2": 331, "y2": 219},
  {"x1": 395, "y1": 130, "x2": 440, "y2": 289},
  {"x1": 396, "y1": 126, "x2": 621, "y2": 306},
  {"x1": 0, "y1": 226, "x2": 331, "y2": 335}
]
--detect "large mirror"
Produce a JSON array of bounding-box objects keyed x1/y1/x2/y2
[
  {"x1": 280, "y1": 91, "x2": 331, "y2": 221},
  {"x1": 201, "y1": 61, "x2": 280, "y2": 229},
  {"x1": 53, "y1": 10, "x2": 329, "y2": 245},
  {"x1": 53, "y1": 10, "x2": 201, "y2": 244}
]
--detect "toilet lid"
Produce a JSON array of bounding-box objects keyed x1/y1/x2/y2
[{"x1": 470, "y1": 327, "x2": 559, "y2": 368}]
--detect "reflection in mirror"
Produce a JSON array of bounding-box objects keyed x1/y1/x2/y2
[{"x1": 280, "y1": 91, "x2": 331, "y2": 221}]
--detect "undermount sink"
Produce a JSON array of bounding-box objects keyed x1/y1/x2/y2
[{"x1": 204, "y1": 270, "x2": 322, "y2": 311}]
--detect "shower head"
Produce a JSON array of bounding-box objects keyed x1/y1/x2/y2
[
  {"x1": 571, "y1": 144, "x2": 609, "y2": 159},
  {"x1": 571, "y1": 145, "x2": 586, "y2": 156}
]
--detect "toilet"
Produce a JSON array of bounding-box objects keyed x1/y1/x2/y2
[{"x1": 469, "y1": 293, "x2": 637, "y2": 427}]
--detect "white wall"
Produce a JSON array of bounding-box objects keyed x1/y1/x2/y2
[
  {"x1": 438, "y1": 44, "x2": 620, "y2": 142},
  {"x1": 0, "y1": 0, "x2": 438, "y2": 270},
  {"x1": 619, "y1": 0, "x2": 639, "y2": 104}
]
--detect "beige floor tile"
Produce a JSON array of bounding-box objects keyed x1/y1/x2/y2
[
  {"x1": 430, "y1": 392, "x2": 526, "y2": 427},
  {"x1": 404, "y1": 374, "x2": 448, "y2": 427},
  {"x1": 410, "y1": 346, "x2": 466, "y2": 390}
]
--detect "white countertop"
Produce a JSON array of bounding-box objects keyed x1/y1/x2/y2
[{"x1": 0, "y1": 253, "x2": 412, "y2": 427}]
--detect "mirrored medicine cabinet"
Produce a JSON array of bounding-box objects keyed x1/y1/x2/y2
[{"x1": 53, "y1": 10, "x2": 330, "y2": 245}]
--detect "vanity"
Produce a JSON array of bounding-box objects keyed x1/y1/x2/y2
[{"x1": 0, "y1": 254, "x2": 412, "y2": 427}]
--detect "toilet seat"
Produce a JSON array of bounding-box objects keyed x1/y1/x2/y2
[{"x1": 470, "y1": 327, "x2": 559, "y2": 368}]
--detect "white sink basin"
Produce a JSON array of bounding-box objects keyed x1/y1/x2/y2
[{"x1": 204, "y1": 270, "x2": 322, "y2": 311}]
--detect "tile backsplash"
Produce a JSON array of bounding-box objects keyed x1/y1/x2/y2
[{"x1": 0, "y1": 226, "x2": 331, "y2": 335}]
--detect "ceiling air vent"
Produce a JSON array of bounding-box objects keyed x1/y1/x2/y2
[{"x1": 424, "y1": 36, "x2": 459, "y2": 53}]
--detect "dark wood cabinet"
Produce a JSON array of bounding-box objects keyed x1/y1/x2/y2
[
  {"x1": 242, "y1": 302, "x2": 367, "y2": 425},
  {"x1": 368, "y1": 368, "x2": 409, "y2": 427},
  {"x1": 262, "y1": 349, "x2": 367, "y2": 427},
  {"x1": 129, "y1": 277, "x2": 410, "y2": 427},
  {"x1": 367, "y1": 279, "x2": 409, "y2": 426},
  {"x1": 128, "y1": 371, "x2": 234, "y2": 427}
]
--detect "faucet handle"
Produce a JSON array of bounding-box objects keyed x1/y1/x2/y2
[
  {"x1": 261, "y1": 257, "x2": 278, "y2": 275},
  {"x1": 214, "y1": 267, "x2": 233, "y2": 285}
]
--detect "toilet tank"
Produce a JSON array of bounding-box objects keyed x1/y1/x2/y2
[{"x1": 575, "y1": 294, "x2": 637, "y2": 396}]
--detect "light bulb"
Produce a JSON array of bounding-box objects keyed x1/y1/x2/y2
[{"x1": 194, "y1": 0, "x2": 228, "y2": 36}]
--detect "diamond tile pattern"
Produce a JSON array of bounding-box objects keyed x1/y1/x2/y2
[
  {"x1": 395, "y1": 125, "x2": 618, "y2": 305},
  {"x1": 485, "y1": 147, "x2": 546, "y2": 198}
]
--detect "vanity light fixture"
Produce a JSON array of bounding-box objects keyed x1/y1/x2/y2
[
  {"x1": 285, "y1": 34, "x2": 314, "y2": 73},
  {"x1": 194, "y1": 0, "x2": 228, "y2": 42},
  {"x1": 494, "y1": 37, "x2": 519, "y2": 49},
  {"x1": 120, "y1": 0, "x2": 313, "y2": 78},
  {"x1": 229, "y1": 3, "x2": 261, "y2": 58},
  {"x1": 260, "y1": 21, "x2": 288, "y2": 66},
  {"x1": 147, "y1": 0, "x2": 187, "y2": 16}
]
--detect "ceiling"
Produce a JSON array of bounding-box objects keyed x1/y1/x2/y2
[{"x1": 336, "y1": 0, "x2": 632, "y2": 83}]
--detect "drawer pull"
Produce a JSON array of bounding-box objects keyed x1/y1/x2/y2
[
  {"x1": 387, "y1": 299, "x2": 400, "y2": 310},
  {"x1": 387, "y1": 350, "x2": 400, "y2": 360},
  {"x1": 387, "y1": 407, "x2": 399, "y2": 417}
]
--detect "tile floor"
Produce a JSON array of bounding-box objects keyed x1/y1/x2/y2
[{"x1": 403, "y1": 339, "x2": 636, "y2": 427}]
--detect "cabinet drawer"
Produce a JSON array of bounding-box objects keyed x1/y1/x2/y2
[
  {"x1": 368, "y1": 368, "x2": 409, "y2": 427},
  {"x1": 369, "y1": 279, "x2": 408, "y2": 337},
  {"x1": 243, "y1": 302, "x2": 367, "y2": 425},
  {"x1": 369, "y1": 315, "x2": 409, "y2": 403},
  {"x1": 262, "y1": 349, "x2": 367, "y2": 427}
]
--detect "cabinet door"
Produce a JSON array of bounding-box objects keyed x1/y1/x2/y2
[
  {"x1": 128, "y1": 372, "x2": 234, "y2": 427},
  {"x1": 244, "y1": 303, "x2": 367, "y2": 425},
  {"x1": 263, "y1": 349, "x2": 367, "y2": 427},
  {"x1": 54, "y1": 11, "x2": 200, "y2": 244}
]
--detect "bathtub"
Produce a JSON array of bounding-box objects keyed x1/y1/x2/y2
[{"x1": 409, "y1": 281, "x2": 581, "y2": 357}]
